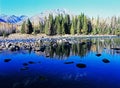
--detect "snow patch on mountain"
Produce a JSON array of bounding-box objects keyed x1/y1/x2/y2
[{"x1": 30, "y1": 9, "x2": 73, "y2": 25}]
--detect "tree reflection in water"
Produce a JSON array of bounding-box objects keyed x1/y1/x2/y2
[{"x1": 36, "y1": 38, "x2": 120, "y2": 60}]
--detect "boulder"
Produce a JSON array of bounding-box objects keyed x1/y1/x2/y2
[
  {"x1": 76, "y1": 63, "x2": 86, "y2": 68},
  {"x1": 96, "y1": 53, "x2": 101, "y2": 57},
  {"x1": 40, "y1": 45, "x2": 46, "y2": 52},
  {"x1": 9, "y1": 45, "x2": 20, "y2": 51},
  {"x1": 6, "y1": 43, "x2": 12, "y2": 48},
  {"x1": 64, "y1": 61, "x2": 74, "y2": 64},
  {"x1": 4, "y1": 58, "x2": 11, "y2": 62},
  {"x1": 102, "y1": 58, "x2": 110, "y2": 63},
  {"x1": 28, "y1": 61, "x2": 35, "y2": 64},
  {"x1": 23, "y1": 63, "x2": 29, "y2": 66}
]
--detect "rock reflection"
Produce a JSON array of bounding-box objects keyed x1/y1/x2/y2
[{"x1": 0, "y1": 38, "x2": 120, "y2": 60}]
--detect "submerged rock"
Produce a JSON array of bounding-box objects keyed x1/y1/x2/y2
[
  {"x1": 28, "y1": 61, "x2": 35, "y2": 64},
  {"x1": 102, "y1": 58, "x2": 110, "y2": 63},
  {"x1": 4, "y1": 58, "x2": 11, "y2": 62},
  {"x1": 38, "y1": 61, "x2": 41, "y2": 63},
  {"x1": 39, "y1": 76, "x2": 46, "y2": 81},
  {"x1": 96, "y1": 53, "x2": 101, "y2": 57},
  {"x1": 20, "y1": 67, "x2": 29, "y2": 70},
  {"x1": 76, "y1": 63, "x2": 86, "y2": 68},
  {"x1": 64, "y1": 61, "x2": 74, "y2": 64},
  {"x1": 23, "y1": 63, "x2": 29, "y2": 66}
]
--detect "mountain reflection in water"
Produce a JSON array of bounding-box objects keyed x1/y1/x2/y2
[{"x1": 0, "y1": 37, "x2": 120, "y2": 88}]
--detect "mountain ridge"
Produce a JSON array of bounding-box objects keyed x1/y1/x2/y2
[{"x1": 0, "y1": 9, "x2": 73, "y2": 24}]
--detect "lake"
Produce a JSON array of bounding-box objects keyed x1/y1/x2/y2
[{"x1": 0, "y1": 37, "x2": 120, "y2": 88}]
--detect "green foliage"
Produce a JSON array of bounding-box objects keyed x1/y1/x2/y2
[
  {"x1": 77, "y1": 19, "x2": 80, "y2": 34},
  {"x1": 45, "y1": 20, "x2": 50, "y2": 35},
  {"x1": 21, "y1": 21, "x2": 26, "y2": 34},
  {"x1": 61, "y1": 19, "x2": 65, "y2": 35},
  {"x1": 70, "y1": 22, "x2": 75, "y2": 35},
  {"x1": 64, "y1": 15, "x2": 71, "y2": 34},
  {"x1": 82, "y1": 16, "x2": 88, "y2": 34},
  {"x1": 115, "y1": 28, "x2": 120, "y2": 35},
  {"x1": 33, "y1": 26, "x2": 40, "y2": 34},
  {"x1": 55, "y1": 15, "x2": 65, "y2": 35},
  {"x1": 20, "y1": 13, "x2": 120, "y2": 36},
  {"x1": 55, "y1": 16, "x2": 61, "y2": 35},
  {"x1": 26, "y1": 19, "x2": 33, "y2": 34},
  {"x1": 70, "y1": 17, "x2": 75, "y2": 35},
  {"x1": 21, "y1": 19, "x2": 33, "y2": 34},
  {"x1": 2, "y1": 31, "x2": 8, "y2": 37},
  {"x1": 56, "y1": 21, "x2": 61, "y2": 35}
]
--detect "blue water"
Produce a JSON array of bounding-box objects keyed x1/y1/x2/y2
[{"x1": 0, "y1": 38, "x2": 120, "y2": 88}]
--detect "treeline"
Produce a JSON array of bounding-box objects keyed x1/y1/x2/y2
[
  {"x1": 0, "y1": 13, "x2": 120, "y2": 36},
  {"x1": 0, "y1": 22, "x2": 16, "y2": 36},
  {"x1": 20, "y1": 14, "x2": 120, "y2": 35},
  {"x1": 20, "y1": 14, "x2": 92, "y2": 35}
]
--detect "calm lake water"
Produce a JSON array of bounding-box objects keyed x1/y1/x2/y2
[{"x1": 0, "y1": 37, "x2": 120, "y2": 88}]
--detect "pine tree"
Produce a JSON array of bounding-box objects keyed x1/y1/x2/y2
[
  {"x1": 87, "y1": 20, "x2": 92, "y2": 34},
  {"x1": 49, "y1": 14, "x2": 54, "y2": 35},
  {"x1": 78, "y1": 15, "x2": 82, "y2": 34},
  {"x1": 21, "y1": 21, "x2": 26, "y2": 34},
  {"x1": 70, "y1": 17, "x2": 75, "y2": 35},
  {"x1": 57, "y1": 22, "x2": 61, "y2": 35},
  {"x1": 80, "y1": 13, "x2": 85, "y2": 31},
  {"x1": 61, "y1": 19, "x2": 65, "y2": 35},
  {"x1": 74, "y1": 16, "x2": 78, "y2": 34},
  {"x1": 82, "y1": 16, "x2": 88, "y2": 34},
  {"x1": 64, "y1": 15, "x2": 71, "y2": 34},
  {"x1": 40, "y1": 22, "x2": 45, "y2": 34},
  {"x1": 25, "y1": 19, "x2": 33, "y2": 34},
  {"x1": 45, "y1": 20, "x2": 49, "y2": 35},
  {"x1": 55, "y1": 16, "x2": 60, "y2": 35},
  {"x1": 77, "y1": 19, "x2": 80, "y2": 34}
]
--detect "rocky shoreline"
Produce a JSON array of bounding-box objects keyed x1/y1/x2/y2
[
  {"x1": 0, "y1": 32, "x2": 119, "y2": 54},
  {"x1": 0, "y1": 33, "x2": 118, "y2": 40},
  {"x1": 0, "y1": 34, "x2": 119, "y2": 53}
]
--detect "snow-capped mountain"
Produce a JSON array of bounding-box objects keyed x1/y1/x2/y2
[
  {"x1": 30, "y1": 9, "x2": 73, "y2": 25},
  {"x1": 40, "y1": 9, "x2": 72, "y2": 17},
  {"x1": 0, "y1": 18, "x2": 6, "y2": 23},
  {"x1": 0, "y1": 9, "x2": 73, "y2": 25},
  {"x1": 0, "y1": 14, "x2": 28, "y2": 24}
]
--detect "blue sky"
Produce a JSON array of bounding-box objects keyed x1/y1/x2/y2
[{"x1": 0, "y1": 0, "x2": 120, "y2": 17}]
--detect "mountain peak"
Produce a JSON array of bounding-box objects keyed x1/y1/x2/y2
[
  {"x1": 39, "y1": 8, "x2": 72, "y2": 16},
  {"x1": 30, "y1": 9, "x2": 73, "y2": 25},
  {"x1": 0, "y1": 9, "x2": 73, "y2": 24},
  {"x1": 0, "y1": 14, "x2": 28, "y2": 24}
]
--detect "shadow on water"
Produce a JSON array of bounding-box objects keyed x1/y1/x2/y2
[{"x1": 0, "y1": 37, "x2": 120, "y2": 88}]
